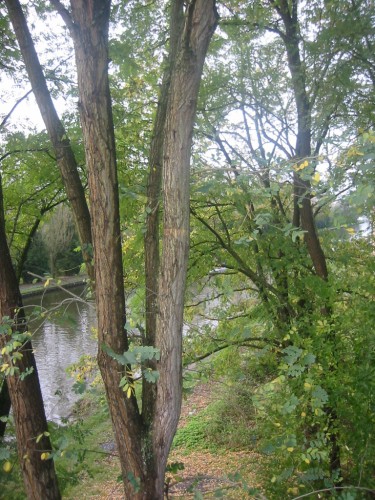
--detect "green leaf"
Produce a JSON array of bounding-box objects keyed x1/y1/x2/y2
[
  {"x1": 281, "y1": 395, "x2": 299, "y2": 414},
  {"x1": 143, "y1": 369, "x2": 159, "y2": 383},
  {"x1": 302, "y1": 353, "x2": 316, "y2": 366},
  {"x1": 72, "y1": 380, "x2": 86, "y2": 394},
  {"x1": 166, "y1": 461, "x2": 185, "y2": 473},
  {"x1": 311, "y1": 386, "x2": 329, "y2": 408},
  {"x1": 282, "y1": 346, "x2": 302, "y2": 365},
  {"x1": 287, "y1": 364, "x2": 305, "y2": 377}
]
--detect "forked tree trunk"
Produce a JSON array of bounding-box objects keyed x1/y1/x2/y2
[
  {"x1": 143, "y1": 2, "x2": 184, "y2": 430},
  {"x1": 52, "y1": 0, "x2": 217, "y2": 498},
  {"x1": 5, "y1": 0, "x2": 94, "y2": 284},
  {"x1": 0, "y1": 175, "x2": 60, "y2": 499}
]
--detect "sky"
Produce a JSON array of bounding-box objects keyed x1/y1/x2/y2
[{"x1": 0, "y1": 3, "x2": 74, "y2": 136}]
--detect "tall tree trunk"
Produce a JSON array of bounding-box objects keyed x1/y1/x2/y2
[
  {"x1": 142, "y1": 0, "x2": 184, "y2": 434},
  {"x1": 270, "y1": 0, "x2": 328, "y2": 280},
  {"x1": 151, "y1": 1, "x2": 218, "y2": 494},
  {"x1": 51, "y1": 1, "x2": 145, "y2": 497},
  {"x1": 270, "y1": 0, "x2": 340, "y2": 473},
  {"x1": 0, "y1": 174, "x2": 61, "y2": 499},
  {"x1": 5, "y1": 0, "x2": 94, "y2": 284}
]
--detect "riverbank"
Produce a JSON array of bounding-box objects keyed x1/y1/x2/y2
[
  {"x1": 61, "y1": 382, "x2": 265, "y2": 499},
  {"x1": 20, "y1": 275, "x2": 89, "y2": 297}
]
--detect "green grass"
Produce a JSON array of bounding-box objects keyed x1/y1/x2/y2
[
  {"x1": 0, "y1": 388, "x2": 119, "y2": 500},
  {"x1": 172, "y1": 411, "x2": 212, "y2": 452}
]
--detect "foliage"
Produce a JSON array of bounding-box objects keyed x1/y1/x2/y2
[
  {"x1": 1, "y1": 0, "x2": 374, "y2": 496},
  {"x1": 172, "y1": 412, "x2": 211, "y2": 452},
  {"x1": 0, "y1": 387, "x2": 118, "y2": 499},
  {"x1": 103, "y1": 343, "x2": 160, "y2": 398}
]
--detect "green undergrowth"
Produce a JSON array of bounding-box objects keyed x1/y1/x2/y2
[
  {"x1": 172, "y1": 381, "x2": 258, "y2": 454},
  {"x1": 51, "y1": 389, "x2": 118, "y2": 498},
  {"x1": 0, "y1": 387, "x2": 119, "y2": 500}
]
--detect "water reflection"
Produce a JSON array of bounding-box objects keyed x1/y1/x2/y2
[{"x1": 23, "y1": 286, "x2": 97, "y2": 423}]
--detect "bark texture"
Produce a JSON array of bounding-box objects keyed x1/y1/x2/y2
[
  {"x1": 54, "y1": 1, "x2": 145, "y2": 497},
  {"x1": 152, "y1": 1, "x2": 218, "y2": 493},
  {"x1": 142, "y1": 0, "x2": 184, "y2": 433},
  {"x1": 5, "y1": 0, "x2": 94, "y2": 283},
  {"x1": 0, "y1": 174, "x2": 60, "y2": 499}
]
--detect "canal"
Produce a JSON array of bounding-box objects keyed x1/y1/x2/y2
[{"x1": 23, "y1": 285, "x2": 97, "y2": 423}]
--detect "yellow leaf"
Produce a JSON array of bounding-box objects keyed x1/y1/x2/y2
[
  {"x1": 287, "y1": 487, "x2": 299, "y2": 495},
  {"x1": 312, "y1": 172, "x2": 320, "y2": 183},
  {"x1": 301, "y1": 412, "x2": 306, "y2": 417},
  {"x1": 274, "y1": 422, "x2": 281, "y2": 427},
  {"x1": 294, "y1": 160, "x2": 309, "y2": 171},
  {"x1": 271, "y1": 476, "x2": 277, "y2": 483},
  {"x1": 1, "y1": 347, "x2": 6, "y2": 355},
  {"x1": 40, "y1": 452, "x2": 50, "y2": 461},
  {"x1": 304, "y1": 382, "x2": 312, "y2": 390},
  {"x1": 44, "y1": 278, "x2": 51, "y2": 288},
  {"x1": 287, "y1": 447, "x2": 294, "y2": 452},
  {"x1": 3, "y1": 461, "x2": 12, "y2": 473},
  {"x1": 1, "y1": 363, "x2": 9, "y2": 373},
  {"x1": 304, "y1": 458, "x2": 310, "y2": 464},
  {"x1": 126, "y1": 386, "x2": 133, "y2": 399}
]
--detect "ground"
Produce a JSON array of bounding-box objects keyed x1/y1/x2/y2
[{"x1": 78, "y1": 382, "x2": 264, "y2": 499}]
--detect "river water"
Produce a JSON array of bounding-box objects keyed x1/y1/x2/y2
[
  {"x1": 20, "y1": 283, "x2": 223, "y2": 423},
  {"x1": 23, "y1": 286, "x2": 97, "y2": 423}
]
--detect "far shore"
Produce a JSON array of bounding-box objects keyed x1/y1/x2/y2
[{"x1": 20, "y1": 275, "x2": 89, "y2": 297}]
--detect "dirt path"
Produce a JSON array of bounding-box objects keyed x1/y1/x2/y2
[{"x1": 91, "y1": 382, "x2": 263, "y2": 499}]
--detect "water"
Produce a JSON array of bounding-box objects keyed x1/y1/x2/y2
[{"x1": 23, "y1": 286, "x2": 97, "y2": 423}]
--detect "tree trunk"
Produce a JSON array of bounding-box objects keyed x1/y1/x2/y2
[
  {"x1": 271, "y1": 0, "x2": 340, "y2": 474},
  {"x1": 5, "y1": 0, "x2": 94, "y2": 284},
  {"x1": 0, "y1": 174, "x2": 61, "y2": 499},
  {"x1": 151, "y1": 1, "x2": 218, "y2": 494},
  {"x1": 53, "y1": 1, "x2": 145, "y2": 497},
  {"x1": 142, "y1": 0, "x2": 184, "y2": 433},
  {"x1": 272, "y1": 0, "x2": 328, "y2": 280}
]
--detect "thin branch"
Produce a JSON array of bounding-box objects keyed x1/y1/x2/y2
[
  {"x1": 49, "y1": 0, "x2": 76, "y2": 34},
  {"x1": 183, "y1": 338, "x2": 266, "y2": 366},
  {"x1": 0, "y1": 89, "x2": 33, "y2": 131},
  {"x1": 0, "y1": 148, "x2": 53, "y2": 164}
]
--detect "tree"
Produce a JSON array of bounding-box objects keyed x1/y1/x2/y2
[
  {"x1": 4, "y1": 0, "x2": 94, "y2": 284},
  {"x1": 0, "y1": 173, "x2": 61, "y2": 498},
  {"x1": 47, "y1": 0, "x2": 216, "y2": 497},
  {"x1": 40, "y1": 205, "x2": 75, "y2": 276},
  {"x1": 0, "y1": 131, "x2": 67, "y2": 281},
  {"x1": 184, "y1": 0, "x2": 375, "y2": 492}
]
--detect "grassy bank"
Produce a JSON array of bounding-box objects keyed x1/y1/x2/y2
[{"x1": 0, "y1": 387, "x2": 120, "y2": 499}]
